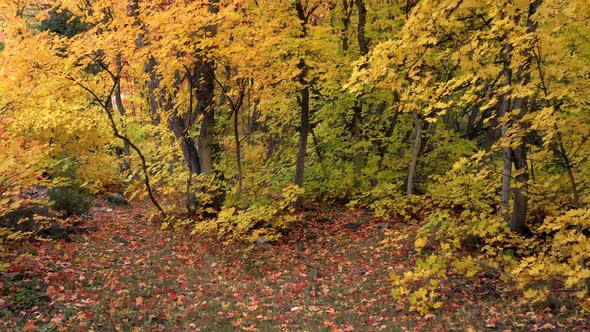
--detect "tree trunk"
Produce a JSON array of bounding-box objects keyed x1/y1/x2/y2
[
  {"x1": 407, "y1": 110, "x2": 421, "y2": 196},
  {"x1": 293, "y1": 1, "x2": 314, "y2": 209},
  {"x1": 510, "y1": 142, "x2": 529, "y2": 234},
  {"x1": 197, "y1": 0, "x2": 219, "y2": 176},
  {"x1": 169, "y1": 115, "x2": 201, "y2": 175},
  {"x1": 198, "y1": 106, "x2": 215, "y2": 175},
  {"x1": 507, "y1": 0, "x2": 542, "y2": 234},
  {"x1": 114, "y1": 57, "x2": 131, "y2": 172},
  {"x1": 352, "y1": 105, "x2": 362, "y2": 188},
  {"x1": 311, "y1": 128, "x2": 324, "y2": 163},
  {"x1": 355, "y1": 0, "x2": 369, "y2": 55},
  {"x1": 234, "y1": 104, "x2": 243, "y2": 200},
  {"x1": 341, "y1": 0, "x2": 352, "y2": 51},
  {"x1": 351, "y1": 0, "x2": 368, "y2": 188},
  {"x1": 498, "y1": 31, "x2": 513, "y2": 224},
  {"x1": 294, "y1": 84, "x2": 310, "y2": 208}
]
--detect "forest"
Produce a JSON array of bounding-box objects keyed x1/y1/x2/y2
[{"x1": 1, "y1": 0, "x2": 589, "y2": 330}]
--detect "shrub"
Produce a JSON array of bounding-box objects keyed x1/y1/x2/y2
[{"x1": 49, "y1": 186, "x2": 92, "y2": 217}]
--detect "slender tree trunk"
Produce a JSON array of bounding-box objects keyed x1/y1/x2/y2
[
  {"x1": 507, "y1": 0, "x2": 542, "y2": 235},
  {"x1": 293, "y1": 1, "x2": 314, "y2": 209},
  {"x1": 351, "y1": 0, "x2": 369, "y2": 188},
  {"x1": 352, "y1": 105, "x2": 362, "y2": 188},
  {"x1": 294, "y1": 84, "x2": 310, "y2": 208},
  {"x1": 146, "y1": 58, "x2": 161, "y2": 126},
  {"x1": 498, "y1": 33, "x2": 513, "y2": 223},
  {"x1": 114, "y1": 57, "x2": 131, "y2": 172},
  {"x1": 407, "y1": 110, "x2": 421, "y2": 196},
  {"x1": 510, "y1": 142, "x2": 529, "y2": 234},
  {"x1": 234, "y1": 106, "x2": 243, "y2": 200},
  {"x1": 311, "y1": 128, "x2": 324, "y2": 163},
  {"x1": 510, "y1": 87, "x2": 529, "y2": 235},
  {"x1": 70, "y1": 76, "x2": 165, "y2": 215},
  {"x1": 355, "y1": 0, "x2": 369, "y2": 55},
  {"x1": 341, "y1": 0, "x2": 352, "y2": 51}
]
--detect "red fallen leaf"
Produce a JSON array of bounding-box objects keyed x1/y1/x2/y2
[
  {"x1": 485, "y1": 317, "x2": 499, "y2": 328},
  {"x1": 414, "y1": 321, "x2": 426, "y2": 331},
  {"x1": 23, "y1": 320, "x2": 38, "y2": 331},
  {"x1": 168, "y1": 292, "x2": 177, "y2": 301},
  {"x1": 50, "y1": 313, "x2": 65, "y2": 325}
]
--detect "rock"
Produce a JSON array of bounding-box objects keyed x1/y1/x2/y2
[
  {"x1": 113, "y1": 235, "x2": 129, "y2": 245},
  {"x1": 0, "y1": 205, "x2": 54, "y2": 233},
  {"x1": 307, "y1": 268, "x2": 321, "y2": 282},
  {"x1": 20, "y1": 186, "x2": 49, "y2": 199},
  {"x1": 2, "y1": 272, "x2": 23, "y2": 282},
  {"x1": 41, "y1": 224, "x2": 72, "y2": 241},
  {"x1": 37, "y1": 292, "x2": 50, "y2": 302},
  {"x1": 106, "y1": 193, "x2": 128, "y2": 205}
]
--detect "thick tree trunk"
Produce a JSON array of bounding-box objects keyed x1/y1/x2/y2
[
  {"x1": 407, "y1": 110, "x2": 421, "y2": 196},
  {"x1": 197, "y1": 0, "x2": 219, "y2": 176},
  {"x1": 169, "y1": 115, "x2": 201, "y2": 175},
  {"x1": 198, "y1": 106, "x2": 215, "y2": 175}
]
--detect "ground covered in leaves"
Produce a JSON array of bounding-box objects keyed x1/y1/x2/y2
[{"x1": 1, "y1": 202, "x2": 589, "y2": 331}]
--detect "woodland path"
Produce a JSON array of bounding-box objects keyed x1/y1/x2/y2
[{"x1": 2, "y1": 203, "x2": 587, "y2": 331}]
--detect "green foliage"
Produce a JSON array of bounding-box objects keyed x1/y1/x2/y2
[
  {"x1": 37, "y1": 7, "x2": 88, "y2": 38},
  {"x1": 49, "y1": 186, "x2": 92, "y2": 217}
]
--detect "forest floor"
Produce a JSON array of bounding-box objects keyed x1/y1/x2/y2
[{"x1": 1, "y1": 201, "x2": 588, "y2": 331}]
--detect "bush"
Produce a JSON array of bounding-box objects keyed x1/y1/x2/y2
[{"x1": 49, "y1": 186, "x2": 92, "y2": 217}]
